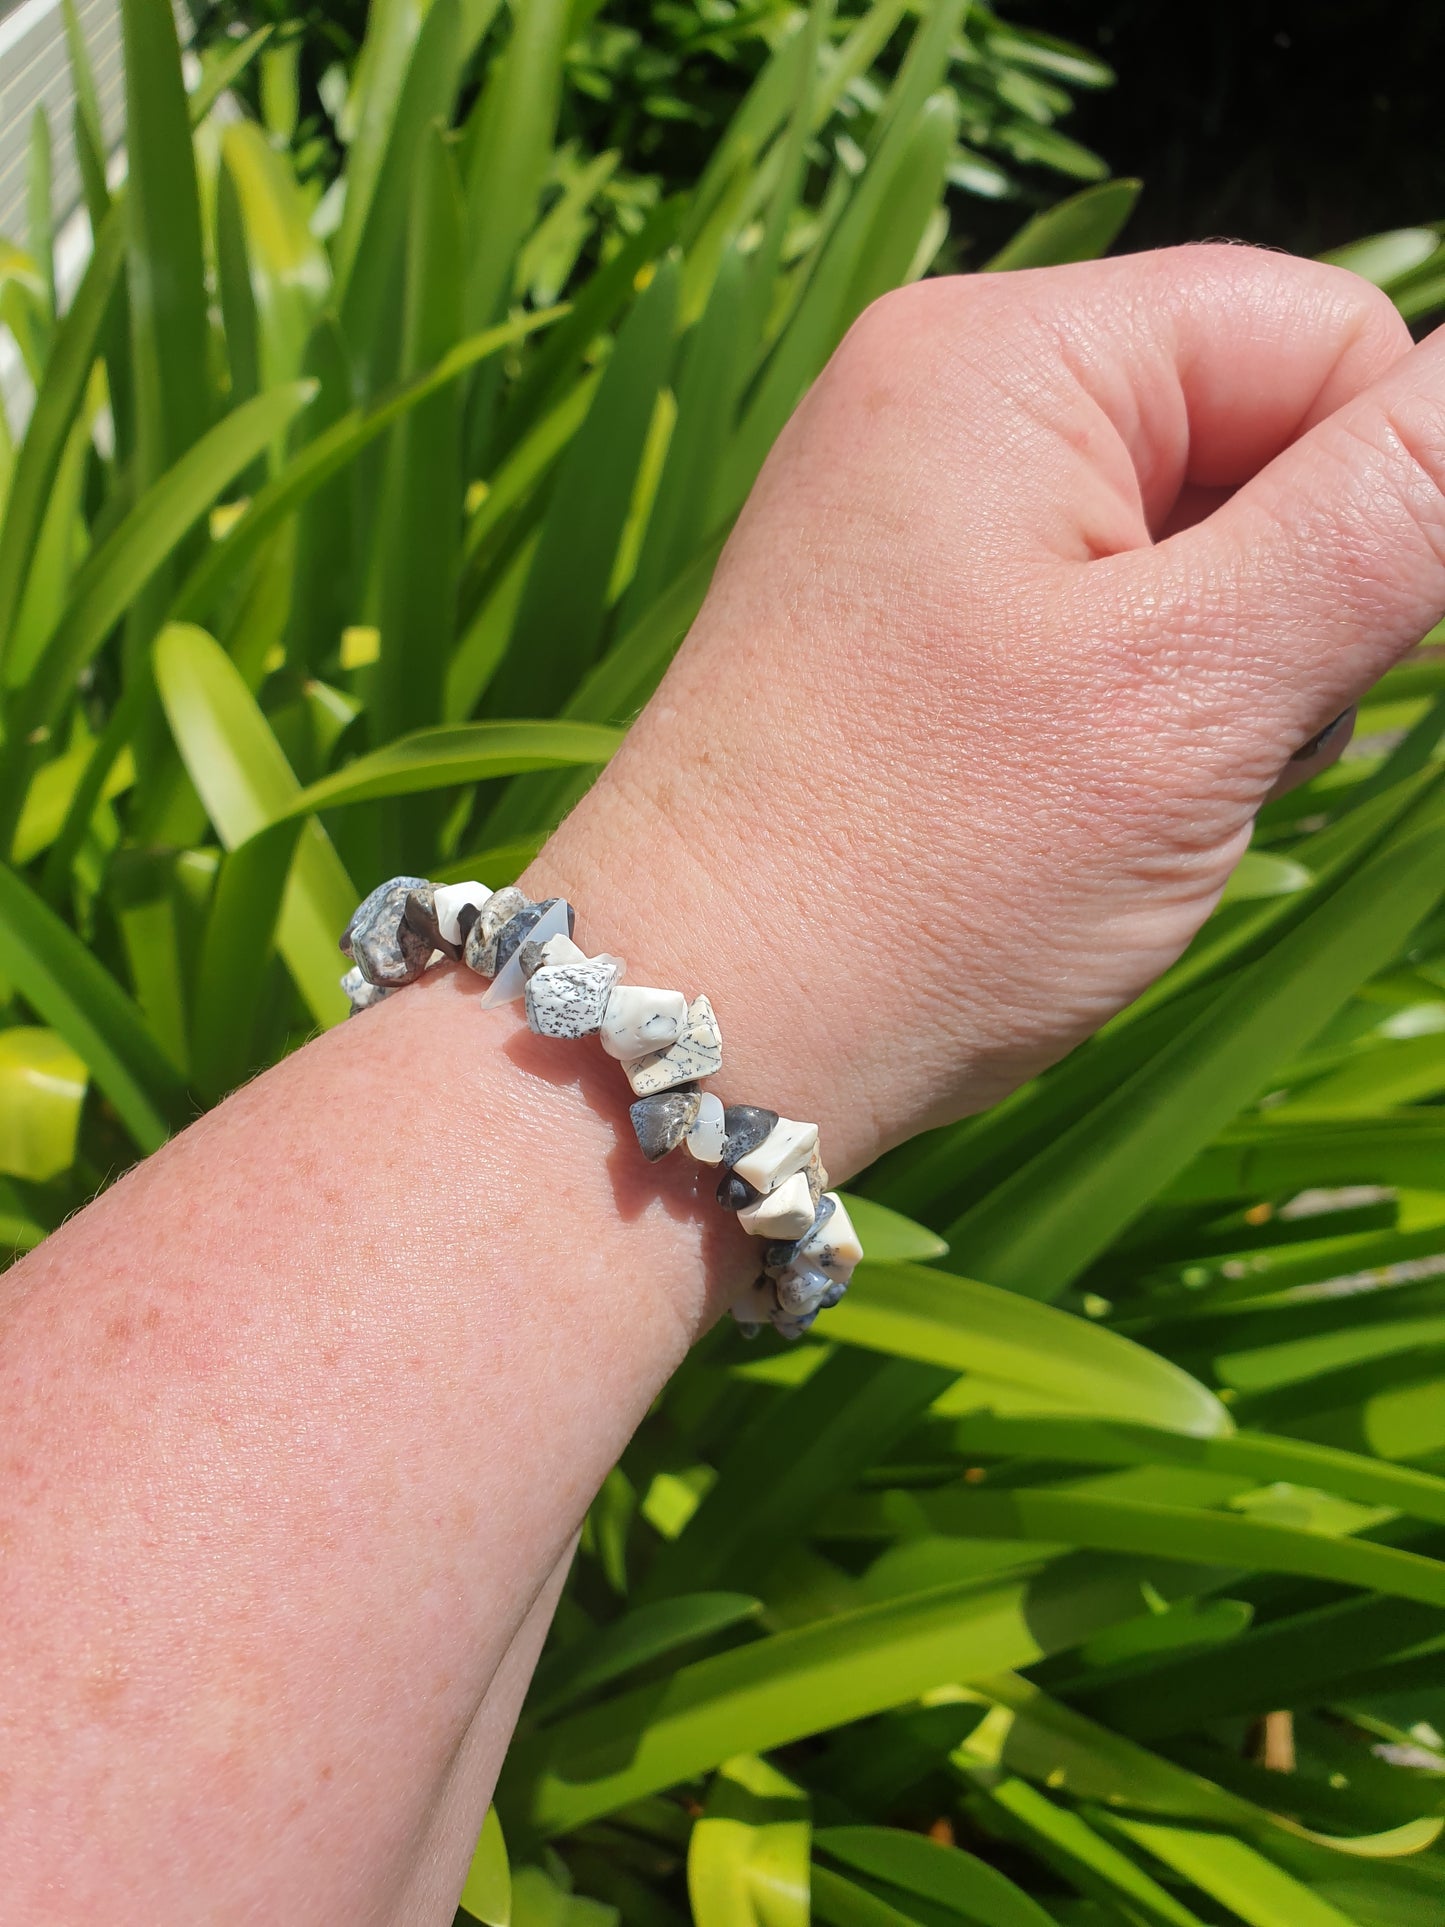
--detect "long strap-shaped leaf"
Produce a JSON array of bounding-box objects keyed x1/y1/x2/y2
[
  {"x1": 0, "y1": 381, "x2": 315, "y2": 847},
  {"x1": 0, "y1": 208, "x2": 125, "y2": 670},
  {"x1": 824, "y1": 1263, "x2": 1229, "y2": 1438},
  {"x1": 944, "y1": 798, "x2": 1445, "y2": 1298},
  {"x1": 946, "y1": 1414, "x2": 1445, "y2": 1528},
  {"x1": 171, "y1": 310, "x2": 562, "y2": 627},
  {"x1": 0, "y1": 861, "x2": 188, "y2": 1151},
  {"x1": 501, "y1": 1554, "x2": 1216, "y2": 1842},
  {"x1": 258, "y1": 719, "x2": 623, "y2": 823},
  {"x1": 916, "y1": 1485, "x2": 1445, "y2": 1609},
  {"x1": 154, "y1": 623, "x2": 355, "y2": 1027}
]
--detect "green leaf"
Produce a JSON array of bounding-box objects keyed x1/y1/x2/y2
[
  {"x1": 372, "y1": 119, "x2": 465, "y2": 762},
  {"x1": 838, "y1": 1197, "x2": 948, "y2": 1264},
  {"x1": 532, "y1": 1594, "x2": 762, "y2": 1718},
  {"x1": 0, "y1": 209, "x2": 124, "y2": 670},
  {"x1": 943, "y1": 796, "x2": 1445, "y2": 1299},
  {"x1": 188, "y1": 25, "x2": 273, "y2": 128},
  {"x1": 816, "y1": 1827, "x2": 1060, "y2": 1927},
  {"x1": 13, "y1": 739, "x2": 134, "y2": 867},
  {"x1": 644, "y1": 1350, "x2": 954, "y2": 1601},
  {"x1": 827, "y1": 1264, "x2": 1229, "y2": 1437},
  {"x1": 461, "y1": 0, "x2": 571, "y2": 333},
  {"x1": 172, "y1": 312, "x2": 562, "y2": 630},
  {"x1": 121, "y1": 0, "x2": 212, "y2": 480},
  {"x1": 459, "y1": 1806, "x2": 512, "y2": 1926},
  {"x1": 0, "y1": 862, "x2": 187, "y2": 1151},
  {"x1": 334, "y1": 0, "x2": 460, "y2": 385},
  {"x1": 688, "y1": 1754, "x2": 811, "y2": 1927},
  {"x1": 501, "y1": 1556, "x2": 1243, "y2": 1843},
  {"x1": 483, "y1": 255, "x2": 681, "y2": 718},
  {"x1": 915, "y1": 1485, "x2": 1445, "y2": 1610},
  {"x1": 1106, "y1": 1820, "x2": 1361, "y2": 1927},
  {"x1": 3, "y1": 383, "x2": 316, "y2": 833},
  {"x1": 153, "y1": 623, "x2": 355, "y2": 1027},
  {"x1": 268, "y1": 720, "x2": 621, "y2": 821},
  {"x1": 973, "y1": 1774, "x2": 1205, "y2": 1927},
  {"x1": 983, "y1": 179, "x2": 1142, "y2": 273},
  {"x1": 944, "y1": 1416, "x2": 1445, "y2": 1530},
  {"x1": 1319, "y1": 228, "x2": 1442, "y2": 290},
  {"x1": 0, "y1": 1025, "x2": 88, "y2": 1180},
  {"x1": 218, "y1": 120, "x2": 331, "y2": 394}
]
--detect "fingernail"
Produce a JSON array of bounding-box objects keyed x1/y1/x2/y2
[{"x1": 1291, "y1": 707, "x2": 1355, "y2": 762}]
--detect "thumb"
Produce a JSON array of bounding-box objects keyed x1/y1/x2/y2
[{"x1": 1096, "y1": 319, "x2": 1445, "y2": 776}]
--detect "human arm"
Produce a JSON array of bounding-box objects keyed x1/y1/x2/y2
[{"x1": 6, "y1": 245, "x2": 1445, "y2": 1921}]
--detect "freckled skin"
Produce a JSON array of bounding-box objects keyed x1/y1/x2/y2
[{"x1": 5, "y1": 247, "x2": 1445, "y2": 1921}]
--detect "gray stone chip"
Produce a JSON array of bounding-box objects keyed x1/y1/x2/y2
[
  {"x1": 722, "y1": 1105, "x2": 778, "y2": 1169},
  {"x1": 764, "y1": 1196, "x2": 837, "y2": 1273},
  {"x1": 340, "y1": 876, "x2": 435, "y2": 986},
  {"x1": 463, "y1": 887, "x2": 532, "y2": 976},
  {"x1": 340, "y1": 964, "x2": 395, "y2": 1014},
  {"x1": 630, "y1": 1088, "x2": 703, "y2": 1162}
]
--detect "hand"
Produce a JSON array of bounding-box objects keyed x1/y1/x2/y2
[{"x1": 536, "y1": 245, "x2": 1443, "y2": 1179}]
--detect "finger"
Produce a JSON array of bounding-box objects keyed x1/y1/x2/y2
[
  {"x1": 851, "y1": 243, "x2": 1415, "y2": 559},
  {"x1": 1094, "y1": 315, "x2": 1445, "y2": 762}
]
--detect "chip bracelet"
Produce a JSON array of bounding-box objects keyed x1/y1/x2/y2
[{"x1": 338, "y1": 876, "x2": 863, "y2": 1339}]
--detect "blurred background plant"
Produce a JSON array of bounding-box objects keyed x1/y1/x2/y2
[
  {"x1": 191, "y1": 0, "x2": 1115, "y2": 264},
  {"x1": 8, "y1": 1, "x2": 1445, "y2": 1923}
]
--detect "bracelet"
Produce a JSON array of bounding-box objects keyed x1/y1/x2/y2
[{"x1": 338, "y1": 876, "x2": 863, "y2": 1339}]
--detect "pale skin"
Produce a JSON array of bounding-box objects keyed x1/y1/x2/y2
[{"x1": 7, "y1": 245, "x2": 1445, "y2": 1921}]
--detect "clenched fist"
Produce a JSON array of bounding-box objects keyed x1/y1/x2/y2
[{"x1": 538, "y1": 245, "x2": 1439, "y2": 1174}]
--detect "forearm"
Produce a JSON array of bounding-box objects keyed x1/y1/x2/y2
[{"x1": 0, "y1": 900, "x2": 756, "y2": 1920}]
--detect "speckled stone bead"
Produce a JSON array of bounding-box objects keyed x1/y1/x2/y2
[
  {"x1": 737, "y1": 1169, "x2": 815, "y2": 1240},
  {"x1": 600, "y1": 986, "x2": 688, "y2": 1062},
  {"x1": 686, "y1": 1091, "x2": 726, "y2": 1163},
  {"x1": 481, "y1": 900, "x2": 576, "y2": 1009},
  {"x1": 717, "y1": 1169, "x2": 760, "y2": 1210},
  {"x1": 340, "y1": 964, "x2": 394, "y2": 1013},
  {"x1": 630, "y1": 1087, "x2": 702, "y2": 1162},
  {"x1": 721, "y1": 1106, "x2": 777, "y2": 1169},
  {"x1": 733, "y1": 1117, "x2": 819, "y2": 1196},
  {"x1": 524, "y1": 956, "x2": 622, "y2": 1039},
  {"x1": 803, "y1": 1145, "x2": 829, "y2": 1206},
  {"x1": 463, "y1": 887, "x2": 532, "y2": 975},
  {"x1": 799, "y1": 1193, "x2": 863, "y2": 1279},
  {"x1": 776, "y1": 1261, "x2": 835, "y2": 1317},
  {"x1": 773, "y1": 1310, "x2": 820, "y2": 1342},
  {"x1": 340, "y1": 876, "x2": 436, "y2": 986},
  {"x1": 627, "y1": 994, "x2": 723, "y2": 1096},
  {"x1": 402, "y1": 889, "x2": 452, "y2": 961},
  {"x1": 434, "y1": 880, "x2": 492, "y2": 949},
  {"x1": 764, "y1": 1195, "x2": 837, "y2": 1273}
]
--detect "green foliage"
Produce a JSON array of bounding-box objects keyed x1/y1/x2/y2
[
  {"x1": 193, "y1": 0, "x2": 1115, "y2": 259},
  {"x1": 4, "y1": 3, "x2": 1445, "y2": 1924}
]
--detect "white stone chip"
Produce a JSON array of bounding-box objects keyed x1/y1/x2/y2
[
  {"x1": 737, "y1": 1169, "x2": 815, "y2": 1240},
  {"x1": 733, "y1": 1117, "x2": 820, "y2": 1196},
  {"x1": 686, "y1": 1091, "x2": 726, "y2": 1163},
  {"x1": 535, "y1": 933, "x2": 589, "y2": 969},
  {"x1": 801, "y1": 1192, "x2": 864, "y2": 1277},
  {"x1": 433, "y1": 880, "x2": 493, "y2": 947},
  {"x1": 626, "y1": 994, "x2": 724, "y2": 1096},
  {"x1": 526, "y1": 958, "x2": 622, "y2": 1039},
  {"x1": 480, "y1": 899, "x2": 574, "y2": 1009},
  {"x1": 601, "y1": 985, "x2": 688, "y2": 1061}
]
